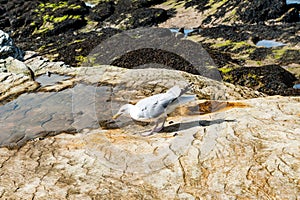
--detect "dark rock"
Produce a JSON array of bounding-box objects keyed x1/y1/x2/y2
[
  {"x1": 184, "y1": 0, "x2": 210, "y2": 12},
  {"x1": 39, "y1": 28, "x2": 121, "y2": 67},
  {"x1": 206, "y1": 47, "x2": 243, "y2": 68},
  {"x1": 46, "y1": 18, "x2": 87, "y2": 36},
  {"x1": 278, "y1": 7, "x2": 300, "y2": 23},
  {"x1": 184, "y1": 0, "x2": 297, "y2": 24},
  {"x1": 105, "y1": 7, "x2": 169, "y2": 29},
  {"x1": 279, "y1": 49, "x2": 300, "y2": 64},
  {"x1": 111, "y1": 48, "x2": 195, "y2": 73},
  {"x1": 90, "y1": 1, "x2": 115, "y2": 22},
  {"x1": 0, "y1": 0, "x2": 172, "y2": 67},
  {"x1": 128, "y1": 8, "x2": 168, "y2": 29},
  {"x1": 236, "y1": 0, "x2": 286, "y2": 23},
  {"x1": 249, "y1": 48, "x2": 272, "y2": 61},
  {"x1": 0, "y1": 6, "x2": 5, "y2": 15},
  {"x1": 200, "y1": 23, "x2": 300, "y2": 44},
  {"x1": 86, "y1": 27, "x2": 222, "y2": 81},
  {"x1": 222, "y1": 65, "x2": 299, "y2": 96},
  {"x1": 0, "y1": 0, "x2": 88, "y2": 39}
]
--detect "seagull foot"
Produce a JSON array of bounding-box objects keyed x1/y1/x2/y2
[
  {"x1": 139, "y1": 126, "x2": 164, "y2": 137},
  {"x1": 152, "y1": 126, "x2": 163, "y2": 133},
  {"x1": 140, "y1": 131, "x2": 154, "y2": 137}
]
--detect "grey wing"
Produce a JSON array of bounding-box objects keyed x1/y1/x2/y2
[
  {"x1": 166, "y1": 84, "x2": 191, "y2": 98},
  {"x1": 135, "y1": 93, "x2": 176, "y2": 119}
]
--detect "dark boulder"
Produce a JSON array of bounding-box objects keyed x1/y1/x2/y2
[
  {"x1": 278, "y1": 7, "x2": 300, "y2": 23},
  {"x1": 221, "y1": 65, "x2": 299, "y2": 96},
  {"x1": 236, "y1": 0, "x2": 286, "y2": 23},
  {"x1": 90, "y1": 1, "x2": 115, "y2": 22}
]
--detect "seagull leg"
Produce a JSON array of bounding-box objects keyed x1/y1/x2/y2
[
  {"x1": 152, "y1": 117, "x2": 167, "y2": 133},
  {"x1": 140, "y1": 117, "x2": 167, "y2": 136}
]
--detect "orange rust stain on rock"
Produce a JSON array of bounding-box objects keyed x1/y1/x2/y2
[
  {"x1": 225, "y1": 102, "x2": 250, "y2": 109},
  {"x1": 192, "y1": 101, "x2": 250, "y2": 115},
  {"x1": 170, "y1": 101, "x2": 250, "y2": 117}
]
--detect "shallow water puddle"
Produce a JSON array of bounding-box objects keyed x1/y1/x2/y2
[
  {"x1": 35, "y1": 73, "x2": 72, "y2": 87},
  {"x1": 84, "y1": 2, "x2": 96, "y2": 8},
  {"x1": 256, "y1": 40, "x2": 286, "y2": 48},
  {"x1": 286, "y1": 0, "x2": 300, "y2": 4},
  {"x1": 293, "y1": 84, "x2": 300, "y2": 89},
  {"x1": 169, "y1": 28, "x2": 200, "y2": 36},
  {"x1": 0, "y1": 84, "x2": 118, "y2": 148}
]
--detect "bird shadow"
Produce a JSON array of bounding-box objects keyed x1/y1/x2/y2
[{"x1": 161, "y1": 119, "x2": 237, "y2": 133}]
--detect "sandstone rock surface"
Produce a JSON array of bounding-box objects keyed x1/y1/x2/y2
[
  {"x1": 0, "y1": 95, "x2": 299, "y2": 199},
  {"x1": 0, "y1": 54, "x2": 299, "y2": 199},
  {"x1": 0, "y1": 52, "x2": 264, "y2": 148}
]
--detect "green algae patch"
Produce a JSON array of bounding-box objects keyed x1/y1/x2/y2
[
  {"x1": 32, "y1": 21, "x2": 54, "y2": 35},
  {"x1": 212, "y1": 40, "x2": 233, "y2": 48},
  {"x1": 53, "y1": 15, "x2": 69, "y2": 23},
  {"x1": 212, "y1": 40, "x2": 254, "y2": 52},
  {"x1": 75, "y1": 55, "x2": 88, "y2": 64},
  {"x1": 32, "y1": 1, "x2": 86, "y2": 36},
  {"x1": 231, "y1": 41, "x2": 251, "y2": 51},
  {"x1": 39, "y1": 2, "x2": 68, "y2": 11},
  {"x1": 208, "y1": 0, "x2": 229, "y2": 14},
  {"x1": 269, "y1": 47, "x2": 300, "y2": 64},
  {"x1": 272, "y1": 48, "x2": 286, "y2": 60},
  {"x1": 219, "y1": 66, "x2": 234, "y2": 74},
  {"x1": 68, "y1": 39, "x2": 86, "y2": 46}
]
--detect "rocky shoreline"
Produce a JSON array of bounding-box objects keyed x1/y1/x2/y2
[
  {"x1": 0, "y1": 0, "x2": 300, "y2": 199},
  {"x1": 1, "y1": 0, "x2": 299, "y2": 95}
]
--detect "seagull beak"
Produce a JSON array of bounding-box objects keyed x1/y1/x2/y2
[{"x1": 112, "y1": 113, "x2": 122, "y2": 120}]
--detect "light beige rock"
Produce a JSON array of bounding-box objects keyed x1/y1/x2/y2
[
  {"x1": 0, "y1": 73, "x2": 38, "y2": 103},
  {"x1": 1, "y1": 54, "x2": 298, "y2": 200},
  {"x1": 4, "y1": 57, "x2": 33, "y2": 79},
  {"x1": 0, "y1": 96, "x2": 299, "y2": 199}
]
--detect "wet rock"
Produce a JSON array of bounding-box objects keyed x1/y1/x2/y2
[{"x1": 0, "y1": 30, "x2": 24, "y2": 60}]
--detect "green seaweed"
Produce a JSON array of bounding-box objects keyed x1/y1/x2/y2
[
  {"x1": 272, "y1": 49, "x2": 286, "y2": 60},
  {"x1": 219, "y1": 67, "x2": 233, "y2": 74}
]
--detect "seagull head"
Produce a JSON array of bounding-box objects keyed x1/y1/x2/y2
[{"x1": 112, "y1": 104, "x2": 132, "y2": 120}]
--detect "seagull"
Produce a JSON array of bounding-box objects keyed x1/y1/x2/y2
[{"x1": 112, "y1": 84, "x2": 195, "y2": 135}]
